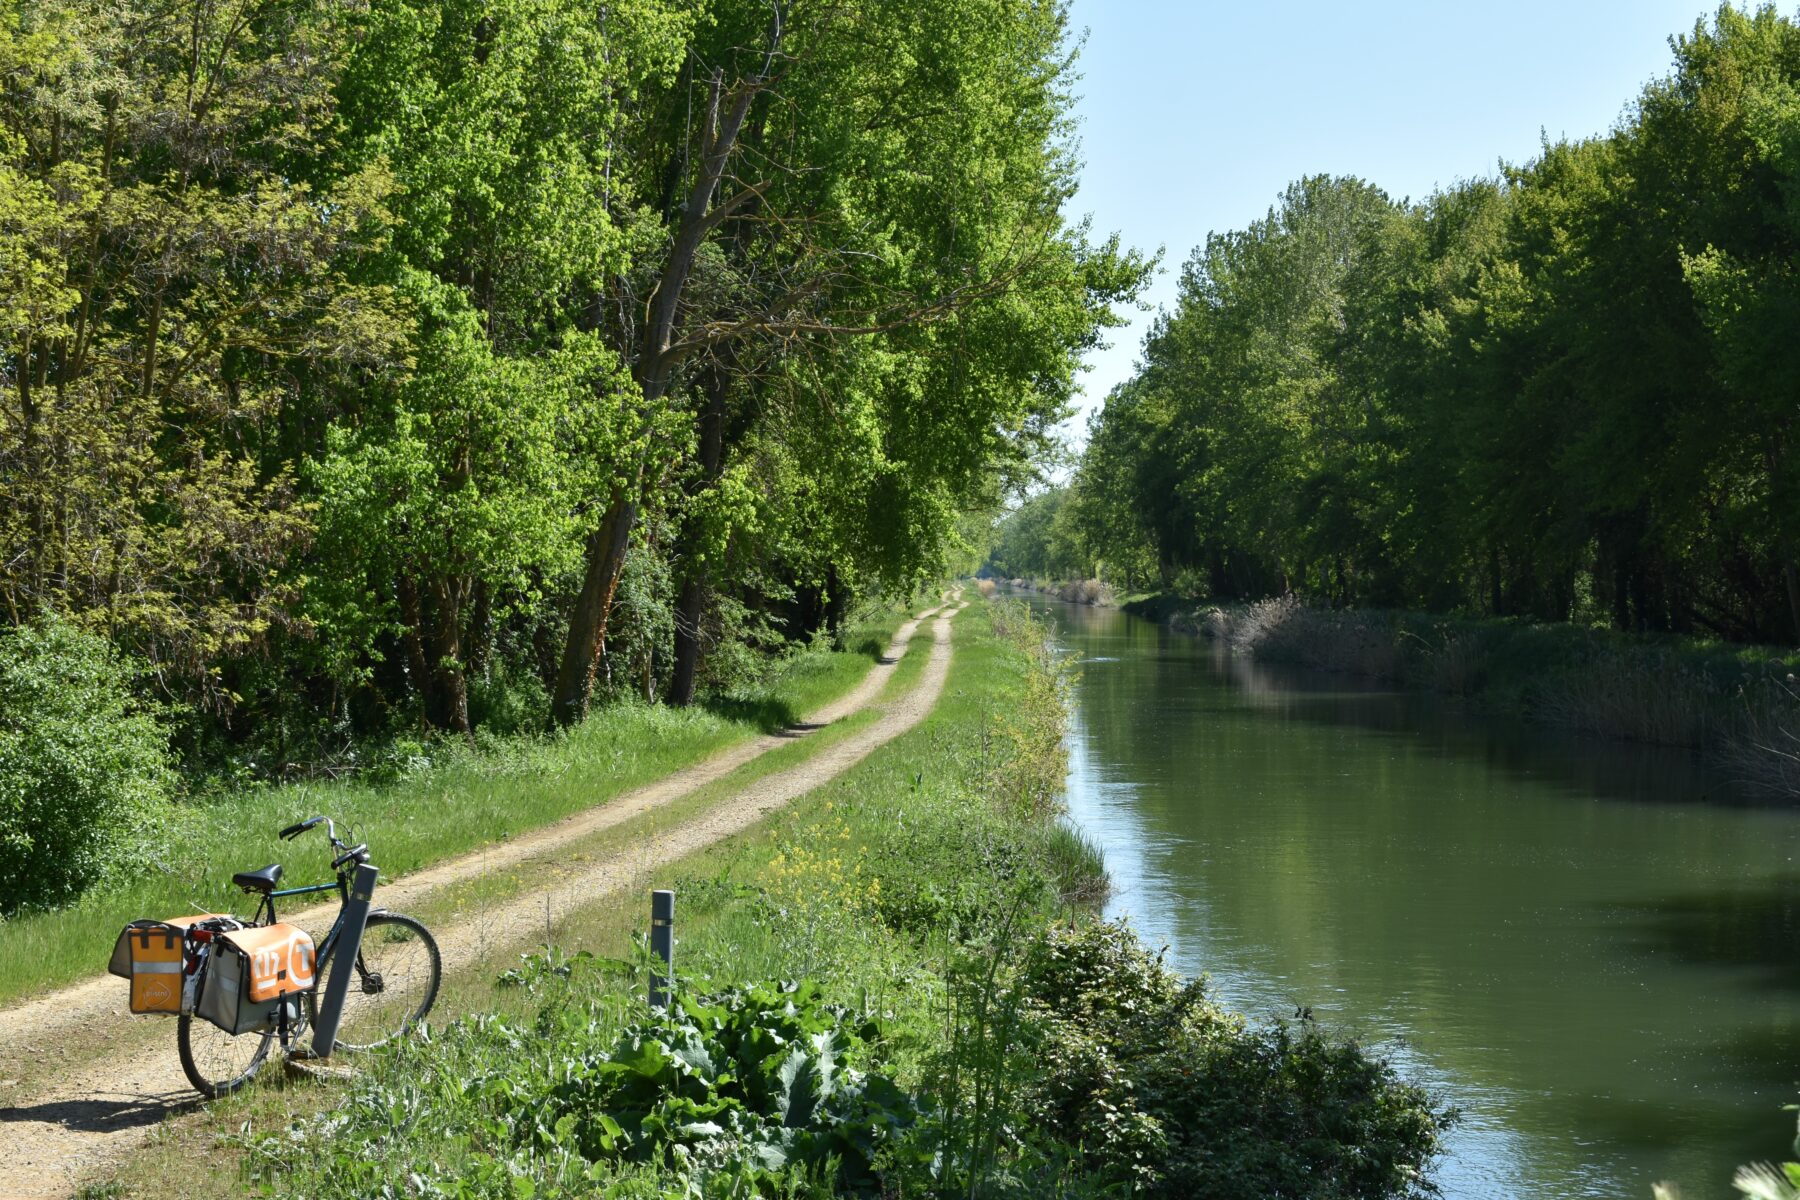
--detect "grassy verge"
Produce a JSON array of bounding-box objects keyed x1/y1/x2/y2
[
  {"x1": 1125, "y1": 591, "x2": 1800, "y2": 797},
  {"x1": 0, "y1": 605, "x2": 914, "y2": 1007},
  {"x1": 118, "y1": 602, "x2": 1449, "y2": 1200}
]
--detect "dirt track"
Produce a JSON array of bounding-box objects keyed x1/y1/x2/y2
[{"x1": 0, "y1": 597, "x2": 965, "y2": 1198}]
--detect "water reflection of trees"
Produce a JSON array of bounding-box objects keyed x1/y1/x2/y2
[
  {"x1": 1212, "y1": 626, "x2": 1733, "y2": 809},
  {"x1": 1019, "y1": 592, "x2": 1800, "y2": 1198}
]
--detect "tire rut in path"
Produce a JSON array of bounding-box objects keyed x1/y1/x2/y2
[{"x1": 0, "y1": 598, "x2": 965, "y2": 1199}]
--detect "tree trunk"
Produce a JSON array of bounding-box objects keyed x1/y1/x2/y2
[
  {"x1": 397, "y1": 574, "x2": 435, "y2": 727},
  {"x1": 427, "y1": 578, "x2": 470, "y2": 737},
  {"x1": 550, "y1": 493, "x2": 637, "y2": 726},
  {"x1": 1612, "y1": 558, "x2": 1631, "y2": 631},
  {"x1": 824, "y1": 562, "x2": 847, "y2": 648},
  {"x1": 466, "y1": 578, "x2": 492, "y2": 676},
  {"x1": 1783, "y1": 562, "x2": 1800, "y2": 647},
  {"x1": 549, "y1": 20, "x2": 789, "y2": 729},
  {"x1": 1764, "y1": 439, "x2": 1800, "y2": 645},
  {"x1": 668, "y1": 576, "x2": 708, "y2": 707},
  {"x1": 668, "y1": 379, "x2": 729, "y2": 707}
]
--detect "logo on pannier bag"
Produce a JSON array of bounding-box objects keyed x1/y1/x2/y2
[
  {"x1": 250, "y1": 929, "x2": 315, "y2": 995},
  {"x1": 141, "y1": 976, "x2": 177, "y2": 1009}
]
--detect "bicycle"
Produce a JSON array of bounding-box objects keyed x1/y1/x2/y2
[{"x1": 177, "y1": 815, "x2": 442, "y2": 1098}]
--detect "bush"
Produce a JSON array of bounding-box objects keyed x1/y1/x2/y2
[
  {"x1": 0, "y1": 617, "x2": 174, "y2": 912},
  {"x1": 1016, "y1": 921, "x2": 1450, "y2": 1199},
  {"x1": 466, "y1": 657, "x2": 552, "y2": 735}
]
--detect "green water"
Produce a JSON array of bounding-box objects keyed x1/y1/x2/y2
[{"x1": 1022, "y1": 594, "x2": 1800, "y2": 1199}]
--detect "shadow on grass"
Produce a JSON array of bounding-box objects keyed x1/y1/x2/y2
[{"x1": 700, "y1": 695, "x2": 802, "y2": 735}]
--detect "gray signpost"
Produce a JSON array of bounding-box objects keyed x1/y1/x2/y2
[
  {"x1": 650, "y1": 889, "x2": 674, "y2": 1009},
  {"x1": 312, "y1": 862, "x2": 379, "y2": 1057}
]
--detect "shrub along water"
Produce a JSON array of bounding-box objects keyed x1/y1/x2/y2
[
  {"x1": 1171, "y1": 594, "x2": 1800, "y2": 798},
  {"x1": 1013, "y1": 921, "x2": 1446, "y2": 1199},
  {"x1": 233, "y1": 602, "x2": 1449, "y2": 1199}
]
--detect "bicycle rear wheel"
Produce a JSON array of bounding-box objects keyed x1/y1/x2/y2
[
  {"x1": 317, "y1": 911, "x2": 440, "y2": 1051},
  {"x1": 178, "y1": 1012, "x2": 274, "y2": 1098}
]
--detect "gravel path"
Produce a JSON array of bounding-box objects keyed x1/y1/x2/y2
[{"x1": 0, "y1": 598, "x2": 964, "y2": 1198}]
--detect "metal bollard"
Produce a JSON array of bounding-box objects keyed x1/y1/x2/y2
[
  {"x1": 312, "y1": 862, "x2": 379, "y2": 1057},
  {"x1": 649, "y1": 889, "x2": 674, "y2": 1010}
]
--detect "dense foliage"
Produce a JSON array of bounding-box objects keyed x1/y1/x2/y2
[
  {"x1": 0, "y1": 616, "x2": 172, "y2": 909},
  {"x1": 1027, "y1": 7, "x2": 1800, "y2": 644},
  {"x1": 0, "y1": 0, "x2": 1142, "y2": 787},
  {"x1": 1017, "y1": 921, "x2": 1447, "y2": 1199}
]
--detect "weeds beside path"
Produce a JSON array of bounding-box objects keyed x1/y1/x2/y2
[{"x1": 0, "y1": 597, "x2": 964, "y2": 1199}]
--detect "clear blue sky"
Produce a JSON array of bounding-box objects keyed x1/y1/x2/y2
[{"x1": 1062, "y1": 0, "x2": 1734, "y2": 439}]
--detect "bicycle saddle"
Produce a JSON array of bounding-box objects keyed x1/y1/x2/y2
[{"x1": 232, "y1": 863, "x2": 284, "y2": 893}]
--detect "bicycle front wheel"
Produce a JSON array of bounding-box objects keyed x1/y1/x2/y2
[
  {"x1": 178, "y1": 1011, "x2": 274, "y2": 1098},
  {"x1": 317, "y1": 911, "x2": 441, "y2": 1051}
]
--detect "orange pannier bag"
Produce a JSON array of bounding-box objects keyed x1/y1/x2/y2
[
  {"x1": 195, "y1": 923, "x2": 317, "y2": 1035},
  {"x1": 107, "y1": 915, "x2": 230, "y2": 1014}
]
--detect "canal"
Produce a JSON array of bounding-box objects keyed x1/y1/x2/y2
[{"x1": 1019, "y1": 592, "x2": 1800, "y2": 1198}]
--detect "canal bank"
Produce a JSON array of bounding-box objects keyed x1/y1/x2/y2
[
  {"x1": 1113, "y1": 591, "x2": 1800, "y2": 800},
  {"x1": 1019, "y1": 590, "x2": 1800, "y2": 1199}
]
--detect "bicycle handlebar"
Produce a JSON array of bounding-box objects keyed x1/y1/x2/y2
[
  {"x1": 278, "y1": 814, "x2": 366, "y2": 874},
  {"x1": 279, "y1": 816, "x2": 325, "y2": 840}
]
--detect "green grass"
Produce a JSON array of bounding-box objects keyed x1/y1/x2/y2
[
  {"x1": 100, "y1": 600, "x2": 1098, "y2": 1197},
  {"x1": 0, "y1": 604, "x2": 916, "y2": 1007}
]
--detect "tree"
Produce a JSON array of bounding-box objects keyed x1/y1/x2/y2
[
  {"x1": 550, "y1": 0, "x2": 1145, "y2": 721},
  {"x1": 2, "y1": 0, "x2": 1144, "y2": 757},
  {"x1": 1672, "y1": 8, "x2": 1800, "y2": 639},
  {"x1": 0, "y1": 0, "x2": 400, "y2": 699},
  {"x1": 306, "y1": 0, "x2": 690, "y2": 732},
  {"x1": 311, "y1": 276, "x2": 638, "y2": 734}
]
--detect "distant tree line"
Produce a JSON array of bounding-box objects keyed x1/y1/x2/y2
[
  {"x1": 0, "y1": 0, "x2": 1142, "y2": 768},
  {"x1": 1028, "y1": 6, "x2": 1800, "y2": 644}
]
